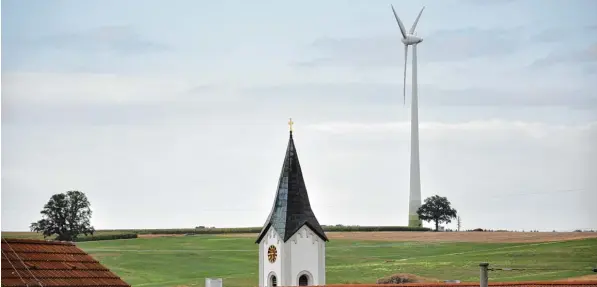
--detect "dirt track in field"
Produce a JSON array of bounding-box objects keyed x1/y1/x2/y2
[
  {"x1": 217, "y1": 231, "x2": 597, "y2": 243},
  {"x1": 557, "y1": 275, "x2": 597, "y2": 282}
]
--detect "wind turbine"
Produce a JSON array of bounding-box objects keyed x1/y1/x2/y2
[{"x1": 391, "y1": 4, "x2": 425, "y2": 228}]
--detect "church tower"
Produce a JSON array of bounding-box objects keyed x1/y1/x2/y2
[{"x1": 256, "y1": 119, "x2": 328, "y2": 287}]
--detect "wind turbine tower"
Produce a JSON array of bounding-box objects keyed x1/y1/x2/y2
[{"x1": 391, "y1": 5, "x2": 425, "y2": 228}]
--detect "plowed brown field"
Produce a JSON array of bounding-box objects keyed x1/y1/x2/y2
[
  {"x1": 218, "y1": 231, "x2": 597, "y2": 243},
  {"x1": 558, "y1": 275, "x2": 597, "y2": 282}
]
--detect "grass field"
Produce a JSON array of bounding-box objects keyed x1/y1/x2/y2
[{"x1": 59, "y1": 233, "x2": 597, "y2": 287}]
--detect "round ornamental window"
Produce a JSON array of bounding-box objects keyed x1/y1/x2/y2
[{"x1": 267, "y1": 245, "x2": 277, "y2": 263}]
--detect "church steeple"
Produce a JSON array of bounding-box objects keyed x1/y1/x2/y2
[{"x1": 256, "y1": 120, "x2": 328, "y2": 244}]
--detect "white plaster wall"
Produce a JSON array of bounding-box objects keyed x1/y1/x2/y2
[
  {"x1": 261, "y1": 227, "x2": 282, "y2": 287},
  {"x1": 285, "y1": 225, "x2": 326, "y2": 286},
  {"x1": 259, "y1": 240, "x2": 264, "y2": 287},
  {"x1": 260, "y1": 225, "x2": 326, "y2": 286}
]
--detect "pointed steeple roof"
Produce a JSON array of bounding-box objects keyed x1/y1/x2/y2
[{"x1": 255, "y1": 127, "x2": 328, "y2": 244}]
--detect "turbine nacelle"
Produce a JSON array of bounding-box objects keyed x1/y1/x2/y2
[
  {"x1": 401, "y1": 35, "x2": 423, "y2": 45},
  {"x1": 391, "y1": 4, "x2": 426, "y2": 105}
]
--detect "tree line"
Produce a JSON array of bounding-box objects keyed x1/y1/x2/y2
[{"x1": 29, "y1": 191, "x2": 459, "y2": 241}]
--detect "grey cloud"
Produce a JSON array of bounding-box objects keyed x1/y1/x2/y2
[
  {"x1": 294, "y1": 36, "x2": 403, "y2": 68},
  {"x1": 26, "y1": 25, "x2": 169, "y2": 55},
  {"x1": 529, "y1": 43, "x2": 597, "y2": 69},
  {"x1": 582, "y1": 63, "x2": 597, "y2": 74},
  {"x1": 244, "y1": 82, "x2": 597, "y2": 109},
  {"x1": 425, "y1": 27, "x2": 526, "y2": 60},
  {"x1": 1, "y1": 99, "x2": 232, "y2": 127},
  {"x1": 531, "y1": 25, "x2": 597, "y2": 43},
  {"x1": 186, "y1": 85, "x2": 219, "y2": 95},
  {"x1": 2, "y1": 102, "x2": 181, "y2": 126},
  {"x1": 245, "y1": 83, "x2": 398, "y2": 106},
  {"x1": 295, "y1": 27, "x2": 527, "y2": 68},
  {"x1": 459, "y1": 0, "x2": 518, "y2": 5},
  {"x1": 4, "y1": 80, "x2": 596, "y2": 127},
  {"x1": 0, "y1": 81, "x2": 236, "y2": 126},
  {"x1": 2, "y1": 25, "x2": 171, "y2": 74},
  {"x1": 4, "y1": 84, "x2": 596, "y2": 130}
]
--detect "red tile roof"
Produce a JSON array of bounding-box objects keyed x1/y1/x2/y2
[{"x1": 1, "y1": 238, "x2": 130, "y2": 287}]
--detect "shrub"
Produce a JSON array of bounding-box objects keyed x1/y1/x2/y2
[{"x1": 376, "y1": 273, "x2": 438, "y2": 284}]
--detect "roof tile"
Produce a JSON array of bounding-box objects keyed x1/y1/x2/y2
[
  {"x1": 1, "y1": 238, "x2": 130, "y2": 287},
  {"x1": 256, "y1": 130, "x2": 328, "y2": 243}
]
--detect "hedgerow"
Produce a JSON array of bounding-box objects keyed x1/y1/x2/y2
[
  {"x1": 74, "y1": 233, "x2": 138, "y2": 242},
  {"x1": 323, "y1": 225, "x2": 430, "y2": 232},
  {"x1": 97, "y1": 226, "x2": 430, "y2": 235}
]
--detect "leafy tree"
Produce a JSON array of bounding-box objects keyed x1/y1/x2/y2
[
  {"x1": 416, "y1": 195, "x2": 457, "y2": 232},
  {"x1": 30, "y1": 190, "x2": 95, "y2": 241}
]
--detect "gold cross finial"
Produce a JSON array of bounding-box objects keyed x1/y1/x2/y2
[{"x1": 288, "y1": 118, "x2": 294, "y2": 132}]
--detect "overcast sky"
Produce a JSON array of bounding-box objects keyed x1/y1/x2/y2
[{"x1": 2, "y1": 0, "x2": 596, "y2": 232}]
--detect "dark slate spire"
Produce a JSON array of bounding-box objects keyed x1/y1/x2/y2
[{"x1": 255, "y1": 127, "x2": 328, "y2": 244}]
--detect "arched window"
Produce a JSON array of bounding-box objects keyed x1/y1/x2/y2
[
  {"x1": 299, "y1": 274, "x2": 309, "y2": 286},
  {"x1": 270, "y1": 274, "x2": 277, "y2": 287}
]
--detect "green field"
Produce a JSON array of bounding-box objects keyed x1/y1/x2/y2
[{"x1": 70, "y1": 235, "x2": 597, "y2": 287}]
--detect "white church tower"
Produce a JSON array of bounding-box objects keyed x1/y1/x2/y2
[{"x1": 256, "y1": 119, "x2": 328, "y2": 287}]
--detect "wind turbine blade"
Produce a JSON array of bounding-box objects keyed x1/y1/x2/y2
[
  {"x1": 391, "y1": 5, "x2": 407, "y2": 39},
  {"x1": 403, "y1": 45, "x2": 409, "y2": 106},
  {"x1": 409, "y1": 6, "x2": 425, "y2": 34}
]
